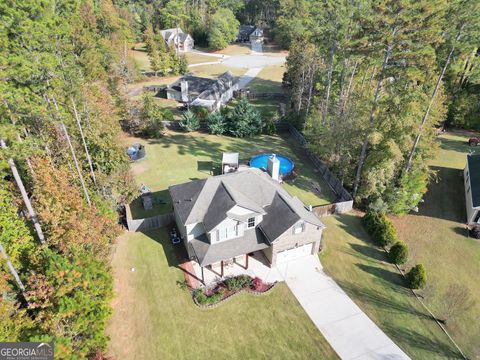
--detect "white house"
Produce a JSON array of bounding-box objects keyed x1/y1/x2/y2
[{"x1": 159, "y1": 28, "x2": 194, "y2": 52}]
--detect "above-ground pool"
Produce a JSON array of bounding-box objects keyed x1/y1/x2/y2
[{"x1": 249, "y1": 154, "x2": 294, "y2": 176}]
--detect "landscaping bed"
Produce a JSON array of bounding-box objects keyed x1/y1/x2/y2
[{"x1": 193, "y1": 275, "x2": 276, "y2": 308}]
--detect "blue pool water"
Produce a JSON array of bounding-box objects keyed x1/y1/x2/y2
[{"x1": 249, "y1": 154, "x2": 294, "y2": 176}]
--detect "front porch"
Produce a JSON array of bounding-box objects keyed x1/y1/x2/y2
[{"x1": 191, "y1": 251, "x2": 284, "y2": 286}]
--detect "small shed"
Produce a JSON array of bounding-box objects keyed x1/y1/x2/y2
[{"x1": 222, "y1": 153, "x2": 239, "y2": 174}]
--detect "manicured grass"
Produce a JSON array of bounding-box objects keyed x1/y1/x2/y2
[
  {"x1": 107, "y1": 229, "x2": 339, "y2": 359},
  {"x1": 247, "y1": 65, "x2": 286, "y2": 93},
  {"x1": 129, "y1": 48, "x2": 151, "y2": 71},
  {"x1": 390, "y1": 131, "x2": 480, "y2": 358},
  {"x1": 197, "y1": 44, "x2": 252, "y2": 56},
  {"x1": 189, "y1": 64, "x2": 246, "y2": 78},
  {"x1": 320, "y1": 214, "x2": 461, "y2": 359},
  {"x1": 184, "y1": 52, "x2": 217, "y2": 65},
  {"x1": 127, "y1": 131, "x2": 336, "y2": 218},
  {"x1": 227, "y1": 98, "x2": 280, "y2": 120}
]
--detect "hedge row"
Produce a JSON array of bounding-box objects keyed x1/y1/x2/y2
[
  {"x1": 362, "y1": 210, "x2": 398, "y2": 247},
  {"x1": 362, "y1": 210, "x2": 426, "y2": 289}
]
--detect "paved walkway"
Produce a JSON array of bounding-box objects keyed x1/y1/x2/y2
[
  {"x1": 251, "y1": 40, "x2": 263, "y2": 55},
  {"x1": 277, "y1": 255, "x2": 411, "y2": 360},
  {"x1": 188, "y1": 61, "x2": 221, "y2": 68},
  {"x1": 238, "y1": 67, "x2": 263, "y2": 89}
]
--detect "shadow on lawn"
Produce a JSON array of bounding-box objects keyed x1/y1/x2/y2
[
  {"x1": 336, "y1": 280, "x2": 434, "y2": 322},
  {"x1": 383, "y1": 323, "x2": 463, "y2": 359},
  {"x1": 356, "y1": 263, "x2": 406, "y2": 288},
  {"x1": 414, "y1": 166, "x2": 466, "y2": 223},
  {"x1": 141, "y1": 228, "x2": 203, "y2": 284},
  {"x1": 349, "y1": 243, "x2": 386, "y2": 262},
  {"x1": 130, "y1": 189, "x2": 172, "y2": 220},
  {"x1": 438, "y1": 136, "x2": 471, "y2": 154}
]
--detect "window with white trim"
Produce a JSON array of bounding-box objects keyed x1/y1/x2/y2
[
  {"x1": 293, "y1": 222, "x2": 305, "y2": 234},
  {"x1": 247, "y1": 217, "x2": 255, "y2": 228}
]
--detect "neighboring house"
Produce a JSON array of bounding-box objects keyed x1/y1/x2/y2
[
  {"x1": 250, "y1": 27, "x2": 264, "y2": 42},
  {"x1": 464, "y1": 153, "x2": 480, "y2": 225},
  {"x1": 159, "y1": 27, "x2": 194, "y2": 52},
  {"x1": 169, "y1": 166, "x2": 325, "y2": 282},
  {"x1": 236, "y1": 25, "x2": 264, "y2": 43},
  {"x1": 166, "y1": 71, "x2": 239, "y2": 111}
]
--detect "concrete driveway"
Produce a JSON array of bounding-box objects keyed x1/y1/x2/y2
[{"x1": 277, "y1": 255, "x2": 411, "y2": 360}]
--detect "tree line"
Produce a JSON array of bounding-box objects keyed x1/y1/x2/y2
[
  {"x1": 0, "y1": 0, "x2": 138, "y2": 358},
  {"x1": 114, "y1": 0, "x2": 279, "y2": 49},
  {"x1": 279, "y1": 0, "x2": 480, "y2": 214}
]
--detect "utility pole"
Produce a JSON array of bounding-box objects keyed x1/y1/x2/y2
[{"x1": 0, "y1": 139, "x2": 46, "y2": 244}]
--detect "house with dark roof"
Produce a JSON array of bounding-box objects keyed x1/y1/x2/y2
[
  {"x1": 464, "y1": 154, "x2": 480, "y2": 225},
  {"x1": 166, "y1": 71, "x2": 239, "y2": 111},
  {"x1": 169, "y1": 167, "x2": 325, "y2": 282},
  {"x1": 236, "y1": 25, "x2": 264, "y2": 43},
  {"x1": 159, "y1": 27, "x2": 194, "y2": 52}
]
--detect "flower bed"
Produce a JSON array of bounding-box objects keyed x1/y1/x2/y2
[{"x1": 193, "y1": 275, "x2": 276, "y2": 308}]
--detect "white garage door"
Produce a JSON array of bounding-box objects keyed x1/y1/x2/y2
[{"x1": 276, "y1": 243, "x2": 313, "y2": 263}]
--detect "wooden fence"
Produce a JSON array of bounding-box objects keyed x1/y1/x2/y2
[
  {"x1": 126, "y1": 204, "x2": 174, "y2": 232},
  {"x1": 284, "y1": 123, "x2": 353, "y2": 214}
]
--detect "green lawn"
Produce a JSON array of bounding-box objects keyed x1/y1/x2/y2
[
  {"x1": 184, "y1": 52, "x2": 217, "y2": 65},
  {"x1": 127, "y1": 131, "x2": 336, "y2": 219},
  {"x1": 129, "y1": 48, "x2": 151, "y2": 71},
  {"x1": 390, "y1": 131, "x2": 480, "y2": 358},
  {"x1": 321, "y1": 214, "x2": 460, "y2": 359},
  {"x1": 107, "y1": 229, "x2": 339, "y2": 359},
  {"x1": 247, "y1": 65, "x2": 286, "y2": 93},
  {"x1": 196, "y1": 44, "x2": 251, "y2": 56},
  {"x1": 321, "y1": 130, "x2": 480, "y2": 359},
  {"x1": 189, "y1": 64, "x2": 246, "y2": 78}
]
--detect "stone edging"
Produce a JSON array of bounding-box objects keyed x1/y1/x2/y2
[{"x1": 193, "y1": 282, "x2": 277, "y2": 309}]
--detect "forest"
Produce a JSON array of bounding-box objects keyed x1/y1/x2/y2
[
  {"x1": 280, "y1": 0, "x2": 480, "y2": 213},
  {"x1": 0, "y1": 0, "x2": 479, "y2": 359}
]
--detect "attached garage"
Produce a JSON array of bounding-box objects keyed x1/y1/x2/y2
[{"x1": 276, "y1": 243, "x2": 314, "y2": 263}]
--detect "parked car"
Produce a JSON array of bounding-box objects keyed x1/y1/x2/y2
[{"x1": 468, "y1": 137, "x2": 480, "y2": 146}]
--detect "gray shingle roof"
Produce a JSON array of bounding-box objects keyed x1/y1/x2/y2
[
  {"x1": 169, "y1": 179, "x2": 206, "y2": 224},
  {"x1": 203, "y1": 183, "x2": 236, "y2": 232},
  {"x1": 190, "y1": 228, "x2": 269, "y2": 267},
  {"x1": 467, "y1": 154, "x2": 480, "y2": 208},
  {"x1": 259, "y1": 192, "x2": 301, "y2": 242}
]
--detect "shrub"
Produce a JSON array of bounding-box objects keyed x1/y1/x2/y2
[
  {"x1": 389, "y1": 241, "x2": 408, "y2": 265},
  {"x1": 263, "y1": 117, "x2": 276, "y2": 135},
  {"x1": 207, "y1": 112, "x2": 226, "y2": 134},
  {"x1": 141, "y1": 92, "x2": 165, "y2": 137},
  {"x1": 362, "y1": 210, "x2": 398, "y2": 247},
  {"x1": 194, "y1": 288, "x2": 225, "y2": 305},
  {"x1": 224, "y1": 275, "x2": 251, "y2": 291},
  {"x1": 162, "y1": 109, "x2": 174, "y2": 121},
  {"x1": 406, "y1": 264, "x2": 427, "y2": 289},
  {"x1": 252, "y1": 277, "x2": 263, "y2": 291},
  {"x1": 180, "y1": 110, "x2": 200, "y2": 132},
  {"x1": 191, "y1": 106, "x2": 209, "y2": 121},
  {"x1": 227, "y1": 98, "x2": 262, "y2": 138}
]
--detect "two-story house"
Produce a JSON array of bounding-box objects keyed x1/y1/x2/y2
[{"x1": 169, "y1": 167, "x2": 325, "y2": 281}]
